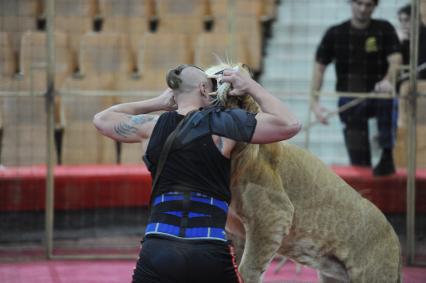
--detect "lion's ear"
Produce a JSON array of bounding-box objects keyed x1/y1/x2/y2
[{"x1": 240, "y1": 63, "x2": 252, "y2": 75}]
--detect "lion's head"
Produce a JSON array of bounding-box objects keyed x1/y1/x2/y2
[
  {"x1": 205, "y1": 62, "x2": 259, "y2": 113},
  {"x1": 204, "y1": 62, "x2": 264, "y2": 179}
]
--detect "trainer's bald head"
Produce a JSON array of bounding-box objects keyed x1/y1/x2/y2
[
  {"x1": 183, "y1": 66, "x2": 209, "y2": 91},
  {"x1": 166, "y1": 65, "x2": 210, "y2": 94}
]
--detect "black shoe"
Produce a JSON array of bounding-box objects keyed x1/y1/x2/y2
[{"x1": 373, "y1": 149, "x2": 396, "y2": 176}]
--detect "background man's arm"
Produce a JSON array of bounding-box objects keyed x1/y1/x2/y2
[
  {"x1": 375, "y1": 52, "x2": 403, "y2": 92},
  {"x1": 311, "y1": 61, "x2": 330, "y2": 124}
]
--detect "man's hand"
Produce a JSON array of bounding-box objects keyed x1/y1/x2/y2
[
  {"x1": 220, "y1": 66, "x2": 301, "y2": 143},
  {"x1": 221, "y1": 67, "x2": 255, "y2": 97},
  {"x1": 159, "y1": 88, "x2": 177, "y2": 111},
  {"x1": 374, "y1": 79, "x2": 394, "y2": 93},
  {"x1": 312, "y1": 101, "x2": 331, "y2": 125}
]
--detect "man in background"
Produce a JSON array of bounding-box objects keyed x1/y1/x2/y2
[
  {"x1": 312, "y1": 0, "x2": 402, "y2": 176},
  {"x1": 397, "y1": 3, "x2": 426, "y2": 80}
]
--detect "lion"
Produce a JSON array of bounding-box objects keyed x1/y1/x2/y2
[{"x1": 205, "y1": 63, "x2": 402, "y2": 283}]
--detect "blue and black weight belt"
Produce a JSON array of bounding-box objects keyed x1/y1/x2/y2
[{"x1": 145, "y1": 191, "x2": 229, "y2": 242}]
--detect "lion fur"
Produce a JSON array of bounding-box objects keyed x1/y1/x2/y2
[{"x1": 205, "y1": 63, "x2": 402, "y2": 283}]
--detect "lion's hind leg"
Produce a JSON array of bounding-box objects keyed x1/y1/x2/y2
[
  {"x1": 347, "y1": 206, "x2": 402, "y2": 283},
  {"x1": 317, "y1": 256, "x2": 350, "y2": 283},
  {"x1": 238, "y1": 182, "x2": 294, "y2": 283}
]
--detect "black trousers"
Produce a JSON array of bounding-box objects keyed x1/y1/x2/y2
[
  {"x1": 132, "y1": 235, "x2": 242, "y2": 283},
  {"x1": 338, "y1": 97, "x2": 398, "y2": 166}
]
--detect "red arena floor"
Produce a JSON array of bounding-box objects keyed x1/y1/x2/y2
[
  {"x1": 1, "y1": 165, "x2": 426, "y2": 282},
  {"x1": 0, "y1": 259, "x2": 425, "y2": 283}
]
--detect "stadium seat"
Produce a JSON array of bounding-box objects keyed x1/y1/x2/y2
[
  {"x1": 0, "y1": 0, "x2": 40, "y2": 17},
  {"x1": 394, "y1": 124, "x2": 426, "y2": 169},
  {"x1": 0, "y1": 32, "x2": 15, "y2": 75},
  {"x1": 98, "y1": 0, "x2": 154, "y2": 34},
  {"x1": 211, "y1": 17, "x2": 263, "y2": 72},
  {"x1": 115, "y1": 32, "x2": 192, "y2": 91},
  {"x1": 60, "y1": 95, "x2": 116, "y2": 164},
  {"x1": 264, "y1": 0, "x2": 278, "y2": 20},
  {"x1": 52, "y1": 0, "x2": 98, "y2": 67},
  {"x1": 398, "y1": 80, "x2": 426, "y2": 126},
  {"x1": 0, "y1": 32, "x2": 17, "y2": 91},
  {"x1": 0, "y1": 96, "x2": 52, "y2": 166},
  {"x1": 394, "y1": 80, "x2": 426, "y2": 168},
  {"x1": 16, "y1": 31, "x2": 72, "y2": 92},
  {"x1": 0, "y1": 0, "x2": 41, "y2": 71},
  {"x1": 154, "y1": 0, "x2": 209, "y2": 38},
  {"x1": 208, "y1": 0, "x2": 269, "y2": 19},
  {"x1": 208, "y1": 0, "x2": 274, "y2": 72},
  {"x1": 194, "y1": 32, "x2": 249, "y2": 70},
  {"x1": 62, "y1": 32, "x2": 133, "y2": 90},
  {"x1": 98, "y1": 0, "x2": 155, "y2": 71}
]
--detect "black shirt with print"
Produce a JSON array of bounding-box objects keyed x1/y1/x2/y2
[{"x1": 316, "y1": 19, "x2": 401, "y2": 92}]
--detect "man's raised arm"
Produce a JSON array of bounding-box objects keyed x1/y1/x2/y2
[
  {"x1": 221, "y1": 69, "x2": 301, "y2": 144},
  {"x1": 93, "y1": 89, "x2": 176, "y2": 143}
]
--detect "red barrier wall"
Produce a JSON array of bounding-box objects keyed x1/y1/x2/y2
[{"x1": 0, "y1": 165, "x2": 425, "y2": 213}]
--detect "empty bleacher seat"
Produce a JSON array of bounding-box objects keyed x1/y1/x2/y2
[
  {"x1": 52, "y1": 0, "x2": 98, "y2": 66},
  {"x1": 194, "y1": 32, "x2": 249, "y2": 70},
  {"x1": 208, "y1": 0, "x2": 268, "y2": 19},
  {"x1": 0, "y1": 0, "x2": 41, "y2": 39},
  {"x1": 0, "y1": 96, "x2": 53, "y2": 166},
  {"x1": 154, "y1": 0, "x2": 209, "y2": 37},
  {"x1": 0, "y1": 0, "x2": 40, "y2": 17},
  {"x1": 98, "y1": 0, "x2": 155, "y2": 71},
  {"x1": 0, "y1": 32, "x2": 15, "y2": 75},
  {"x1": 60, "y1": 95, "x2": 116, "y2": 164},
  {"x1": 211, "y1": 17, "x2": 263, "y2": 72},
  {"x1": 16, "y1": 31, "x2": 72, "y2": 92},
  {"x1": 0, "y1": 32, "x2": 17, "y2": 91},
  {"x1": 398, "y1": 81, "x2": 426, "y2": 126},
  {"x1": 262, "y1": 0, "x2": 277, "y2": 21},
  {"x1": 208, "y1": 0, "x2": 273, "y2": 72},
  {"x1": 0, "y1": 0, "x2": 41, "y2": 71},
  {"x1": 394, "y1": 80, "x2": 426, "y2": 168},
  {"x1": 62, "y1": 32, "x2": 133, "y2": 90},
  {"x1": 99, "y1": 0, "x2": 154, "y2": 34},
  {"x1": 116, "y1": 32, "x2": 192, "y2": 91}
]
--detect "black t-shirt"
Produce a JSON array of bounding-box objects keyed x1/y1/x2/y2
[
  {"x1": 144, "y1": 109, "x2": 257, "y2": 203},
  {"x1": 316, "y1": 19, "x2": 401, "y2": 92}
]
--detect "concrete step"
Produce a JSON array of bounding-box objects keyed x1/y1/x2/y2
[
  {"x1": 266, "y1": 43, "x2": 318, "y2": 59},
  {"x1": 275, "y1": 96, "x2": 349, "y2": 165},
  {"x1": 269, "y1": 36, "x2": 322, "y2": 46},
  {"x1": 277, "y1": 1, "x2": 401, "y2": 23},
  {"x1": 261, "y1": 79, "x2": 336, "y2": 94},
  {"x1": 272, "y1": 24, "x2": 330, "y2": 39}
]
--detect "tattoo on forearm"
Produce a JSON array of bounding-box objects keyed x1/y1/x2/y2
[
  {"x1": 114, "y1": 115, "x2": 156, "y2": 138},
  {"x1": 114, "y1": 122, "x2": 137, "y2": 137},
  {"x1": 130, "y1": 115, "x2": 156, "y2": 125}
]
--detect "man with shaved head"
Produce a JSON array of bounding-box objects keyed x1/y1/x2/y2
[{"x1": 93, "y1": 64, "x2": 300, "y2": 283}]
